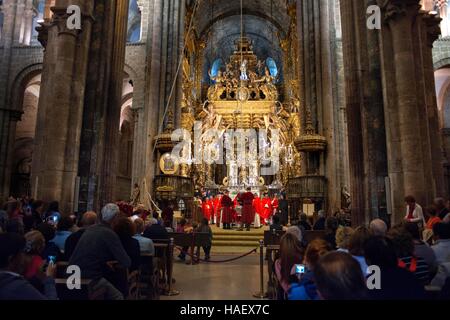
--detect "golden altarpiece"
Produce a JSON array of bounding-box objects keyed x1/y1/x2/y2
[{"x1": 153, "y1": 5, "x2": 327, "y2": 215}]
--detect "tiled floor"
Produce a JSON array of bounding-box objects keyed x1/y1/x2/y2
[{"x1": 161, "y1": 254, "x2": 265, "y2": 300}]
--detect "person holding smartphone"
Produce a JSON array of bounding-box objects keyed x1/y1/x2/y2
[
  {"x1": 288, "y1": 239, "x2": 331, "y2": 300},
  {"x1": 274, "y1": 233, "x2": 304, "y2": 299},
  {"x1": 0, "y1": 233, "x2": 57, "y2": 300}
]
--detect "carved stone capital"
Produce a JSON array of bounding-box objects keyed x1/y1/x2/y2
[
  {"x1": 50, "y1": 6, "x2": 95, "y2": 37},
  {"x1": 36, "y1": 21, "x2": 50, "y2": 48},
  {"x1": 422, "y1": 11, "x2": 442, "y2": 47},
  {"x1": 379, "y1": 0, "x2": 421, "y2": 23}
]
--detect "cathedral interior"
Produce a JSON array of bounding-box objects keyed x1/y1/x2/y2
[{"x1": 1, "y1": 0, "x2": 450, "y2": 227}]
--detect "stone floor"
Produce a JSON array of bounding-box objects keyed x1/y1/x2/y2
[{"x1": 162, "y1": 254, "x2": 264, "y2": 300}]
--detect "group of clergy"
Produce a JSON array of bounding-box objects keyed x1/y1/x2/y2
[{"x1": 200, "y1": 187, "x2": 280, "y2": 231}]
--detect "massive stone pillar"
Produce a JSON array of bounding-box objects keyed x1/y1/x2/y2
[
  {"x1": 0, "y1": 0, "x2": 21, "y2": 201},
  {"x1": 296, "y1": 0, "x2": 342, "y2": 213},
  {"x1": 421, "y1": 13, "x2": 446, "y2": 196},
  {"x1": 374, "y1": 0, "x2": 442, "y2": 222},
  {"x1": 139, "y1": 0, "x2": 185, "y2": 194},
  {"x1": 77, "y1": 0, "x2": 130, "y2": 213},
  {"x1": 340, "y1": 0, "x2": 388, "y2": 225},
  {"x1": 32, "y1": 0, "x2": 94, "y2": 213}
]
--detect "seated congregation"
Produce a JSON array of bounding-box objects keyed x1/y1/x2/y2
[
  {"x1": 271, "y1": 197, "x2": 450, "y2": 300},
  {"x1": 0, "y1": 195, "x2": 449, "y2": 300}
]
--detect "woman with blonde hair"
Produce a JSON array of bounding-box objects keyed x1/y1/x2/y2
[{"x1": 336, "y1": 226, "x2": 354, "y2": 252}]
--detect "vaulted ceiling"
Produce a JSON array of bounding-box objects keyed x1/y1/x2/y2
[{"x1": 194, "y1": 0, "x2": 293, "y2": 82}]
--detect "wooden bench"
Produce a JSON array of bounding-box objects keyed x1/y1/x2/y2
[{"x1": 55, "y1": 278, "x2": 106, "y2": 300}]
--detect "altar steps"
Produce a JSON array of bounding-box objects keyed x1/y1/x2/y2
[{"x1": 210, "y1": 226, "x2": 266, "y2": 254}]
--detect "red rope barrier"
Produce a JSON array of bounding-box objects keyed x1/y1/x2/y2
[{"x1": 175, "y1": 246, "x2": 257, "y2": 264}]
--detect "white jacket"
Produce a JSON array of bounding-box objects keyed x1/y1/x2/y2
[{"x1": 405, "y1": 204, "x2": 425, "y2": 226}]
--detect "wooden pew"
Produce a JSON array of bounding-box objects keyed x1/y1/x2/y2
[
  {"x1": 139, "y1": 253, "x2": 160, "y2": 300},
  {"x1": 54, "y1": 278, "x2": 106, "y2": 300}
]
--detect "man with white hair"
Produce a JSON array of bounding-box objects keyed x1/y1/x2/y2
[
  {"x1": 286, "y1": 226, "x2": 303, "y2": 243},
  {"x1": 143, "y1": 217, "x2": 170, "y2": 240},
  {"x1": 369, "y1": 219, "x2": 388, "y2": 236},
  {"x1": 69, "y1": 204, "x2": 131, "y2": 300}
]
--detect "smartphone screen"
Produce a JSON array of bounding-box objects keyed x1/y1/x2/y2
[
  {"x1": 48, "y1": 256, "x2": 56, "y2": 264},
  {"x1": 295, "y1": 264, "x2": 306, "y2": 274}
]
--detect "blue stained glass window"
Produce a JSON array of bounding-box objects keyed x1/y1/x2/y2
[
  {"x1": 210, "y1": 58, "x2": 223, "y2": 80},
  {"x1": 266, "y1": 58, "x2": 278, "y2": 78}
]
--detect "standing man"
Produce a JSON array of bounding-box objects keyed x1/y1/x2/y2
[
  {"x1": 239, "y1": 187, "x2": 255, "y2": 231},
  {"x1": 261, "y1": 193, "x2": 273, "y2": 225},
  {"x1": 214, "y1": 194, "x2": 222, "y2": 227},
  {"x1": 220, "y1": 190, "x2": 234, "y2": 230},
  {"x1": 404, "y1": 196, "x2": 425, "y2": 228},
  {"x1": 278, "y1": 194, "x2": 289, "y2": 226},
  {"x1": 253, "y1": 193, "x2": 262, "y2": 228},
  {"x1": 162, "y1": 204, "x2": 175, "y2": 229}
]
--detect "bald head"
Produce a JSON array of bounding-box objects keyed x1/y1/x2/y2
[
  {"x1": 369, "y1": 219, "x2": 387, "y2": 237},
  {"x1": 81, "y1": 211, "x2": 97, "y2": 228}
]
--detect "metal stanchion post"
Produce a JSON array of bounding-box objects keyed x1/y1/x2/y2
[
  {"x1": 164, "y1": 238, "x2": 180, "y2": 296},
  {"x1": 253, "y1": 240, "x2": 266, "y2": 299}
]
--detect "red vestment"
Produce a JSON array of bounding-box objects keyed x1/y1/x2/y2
[
  {"x1": 202, "y1": 200, "x2": 213, "y2": 220},
  {"x1": 260, "y1": 198, "x2": 273, "y2": 221},
  {"x1": 239, "y1": 192, "x2": 255, "y2": 224},
  {"x1": 214, "y1": 196, "x2": 222, "y2": 220},
  {"x1": 253, "y1": 197, "x2": 262, "y2": 217},
  {"x1": 220, "y1": 195, "x2": 234, "y2": 224}
]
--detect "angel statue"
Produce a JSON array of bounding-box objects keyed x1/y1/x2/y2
[
  {"x1": 209, "y1": 69, "x2": 225, "y2": 85},
  {"x1": 240, "y1": 59, "x2": 248, "y2": 81}
]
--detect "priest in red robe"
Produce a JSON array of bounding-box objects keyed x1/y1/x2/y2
[
  {"x1": 253, "y1": 194, "x2": 262, "y2": 228},
  {"x1": 202, "y1": 197, "x2": 213, "y2": 221},
  {"x1": 239, "y1": 187, "x2": 255, "y2": 231},
  {"x1": 220, "y1": 190, "x2": 234, "y2": 230},
  {"x1": 213, "y1": 194, "x2": 222, "y2": 226},
  {"x1": 260, "y1": 193, "x2": 273, "y2": 224}
]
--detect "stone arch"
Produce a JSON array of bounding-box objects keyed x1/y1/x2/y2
[
  {"x1": 124, "y1": 63, "x2": 138, "y2": 83},
  {"x1": 434, "y1": 57, "x2": 450, "y2": 71},
  {"x1": 8, "y1": 64, "x2": 42, "y2": 197},
  {"x1": 9, "y1": 63, "x2": 43, "y2": 112}
]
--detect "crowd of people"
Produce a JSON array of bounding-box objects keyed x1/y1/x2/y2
[
  {"x1": 1, "y1": 194, "x2": 449, "y2": 300},
  {"x1": 272, "y1": 196, "x2": 450, "y2": 300},
  {"x1": 0, "y1": 197, "x2": 182, "y2": 300}
]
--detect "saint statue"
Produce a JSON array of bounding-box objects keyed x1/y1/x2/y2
[
  {"x1": 130, "y1": 183, "x2": 141, "y2": 207},
  {"x1": 240, "y1": 59, "x2": 248, "y2": 81}
]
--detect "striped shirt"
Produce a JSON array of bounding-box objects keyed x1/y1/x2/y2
[{"x1": 399, "y1": 256, "x2": 430, "y2": 286}]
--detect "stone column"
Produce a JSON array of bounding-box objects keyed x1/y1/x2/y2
[
  {"x1": 384, "y1": 0, "x2": 427, "y2": 206},
  {"x1": 142, "y1": 0, "x2": 185, "y2": 193},
  {"x1": 22, "y1": 0, "x2": 34, "y2": 45},
  {"x1": 339, "y1": 0, "x2": 366, "y2": 225},
  {"x1": 77, "y1": 0, "x2": 129, "y2": 212},
  {"x1": 0, "y1": 0, "x2": 20, "y2": 200},
  {"x1": 99, "y1": 0, "x2": 130, "y2": 208},
  {"x1": 32, "y1": 0, "x2": 94, "y2": 213},
  {"x1": 422, "y1": 13, "x2": 446, "y2": 196},
  {"x1": 0, "y1": 110, "x2": 22, "y2": 199},
  {"x1": 13, "y1": 0, "x2": 25, "y2": 44}
]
